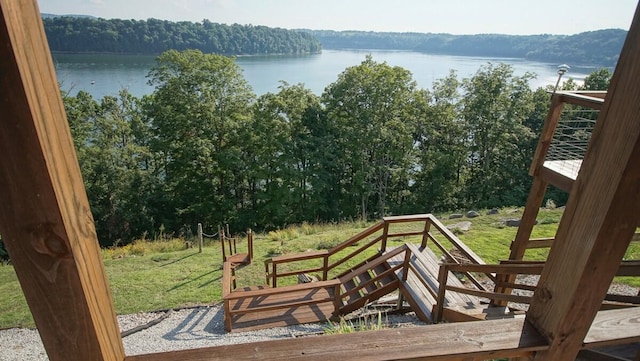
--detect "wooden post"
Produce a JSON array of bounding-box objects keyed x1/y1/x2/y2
[
  {"x1": 527, "y1": 4, "x2": 640, "y2": 359},
  {"x1": 0, "y1": 1, "x2": 125, "y2": 360},
  {"x1": 493, "y1": 177, "x2": 548, "y2": 306},
  {"x1": 218, "y1": 225, "x2": 226, "y2": 262},
  {"x1": 197, "y1": 223, "x2": 203, "y2": 253},
  {"x1": 247, "y1": 229, "x2": 253, "y2": 263}
]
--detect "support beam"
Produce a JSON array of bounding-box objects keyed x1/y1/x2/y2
[
  {"x1": 527, "y1": 4, "x2": 640, "y2": 360},
  {"x1": 0, "y1": 1, "x2": 125, "y2": 360}
]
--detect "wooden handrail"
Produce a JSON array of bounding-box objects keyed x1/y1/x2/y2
[
  {"x1": 433, "y1": 262, "x2": 545, "y2": 323},
  {"x1": 265, "y1": 214, "x2": 493, "y2": 288},
  {"x1": 224, "y1": 279, "x2": 341, "y2": 300}
]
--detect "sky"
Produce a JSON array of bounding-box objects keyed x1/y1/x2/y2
[{"x1": 38, "y1": 0, "x2": 637, "y2": 35}]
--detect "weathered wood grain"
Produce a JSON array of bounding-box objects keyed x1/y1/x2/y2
[
  {"x1": 126, "y1": 317, "x2": 548, "y2": 361},
  {"x1": 527, "y1": 4, "x2": 640, "y2": 360},
  {"x1": 0, "y1": 1, "x2": 124, "y2": 360}
]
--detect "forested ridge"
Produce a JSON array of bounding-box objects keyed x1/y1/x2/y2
[
  {"x1": 54, "y1": 49, "x2": 612, "y2": 248},
  {"x1": 42, "y1": 16, "x2": 322, "y2": 55},
  {"x1": 42, "y1": 15, "x2": 623, "y2": 66},
  {"x1": 306, "y1": 29, "x2": 626, "y2": 66}
]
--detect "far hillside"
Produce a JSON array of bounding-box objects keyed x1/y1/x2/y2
[
  {"x1": 42, "y1": 16, "x2": 322, "y2": 55},
  {"x1": 41, "y1": 15, "x2": 623, "y2": 66},
  {"x1": 306, "y1": 29, "x2": 626, "y2": 66}
]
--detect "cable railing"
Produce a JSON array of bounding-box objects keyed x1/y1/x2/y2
[{"x1": 530, "y1": 91, "x2": 605, "y2": 183}]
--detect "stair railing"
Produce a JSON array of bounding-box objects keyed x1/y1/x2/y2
[{"x1": 265, "y1": 214, "x2": 488, "y2": 288}]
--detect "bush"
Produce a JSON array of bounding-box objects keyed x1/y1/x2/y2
[{"x1": 0, "y1": 238, "x2": 9, "y2": 264}]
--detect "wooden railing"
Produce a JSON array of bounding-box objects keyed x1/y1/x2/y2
[
  {"x1": 264, "y1": 214, "x2": 487, "y2": 288},
  {"x1": 433, "y1": 262, "x2": 545, "y2": 323},
  {"x1": 522, "y1": 232, "x2": 640, "y2": 251},
  {"x1": 434, "y1": 259, "x2": 640, "y2": 323}
]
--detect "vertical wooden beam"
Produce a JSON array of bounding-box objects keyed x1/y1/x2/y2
[
  {"x1": 0, "y1": 1, "x2": 125, "y2": 360},
  {"x1": 527, "y1": 4, "x2": 640, "y2": 360},
  {"x1": 493, "y1": 178, "x2": 548, "y2": 306}
]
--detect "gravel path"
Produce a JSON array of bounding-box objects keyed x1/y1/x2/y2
[
  {"x1": 0, "y1": 304, "x2": 424, "y2": 360},
  {"x1": 1, "y1": 281, "x2": 636, "y2": 360}
]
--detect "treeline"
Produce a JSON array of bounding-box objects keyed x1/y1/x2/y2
[
  {"x1": 306, "y1": 29, "x2": 626, "y2": 66},
  {"x1": 62, "y1": 49, "x2": 611, "y2": 247},
  {"x1": 43, "y1": 16, "x2": 322, "y2": 55}
]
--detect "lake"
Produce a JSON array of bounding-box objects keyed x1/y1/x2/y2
[{"x1": 52, "y1": 50, "x2": 600, "y2": 100}]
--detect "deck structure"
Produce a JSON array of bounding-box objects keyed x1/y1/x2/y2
[{"x1": 1, "y1": 0, "x2": 640, "y2": 360}]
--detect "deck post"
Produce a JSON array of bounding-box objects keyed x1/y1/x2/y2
[
  {"x1": 0, "y1": 1, "x2": 125, "y2": 359},
  {"x1": 197, "y1": 223, "x2": 203, "y2": 253},
  {"x1": 528, "y1": 4, "x2": 640, "y2": 359},
  {"x1": 493, "y1": 177, "x2": 548, "y2": 306}
]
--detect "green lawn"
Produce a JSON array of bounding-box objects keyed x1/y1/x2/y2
[{"x1": 1, "y1": 207, "x2": 638, "y2": 329}]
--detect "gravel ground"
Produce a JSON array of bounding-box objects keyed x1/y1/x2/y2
[
  {"x1": 0, "y1": 304, "x2": 424, "y2": 361},
  {"x1": 1, "y1": 282, "x2": 636, "y2": 360}
]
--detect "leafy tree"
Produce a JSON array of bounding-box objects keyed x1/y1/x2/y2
[
  {"x1": 461, "y1": 63, "x2": 537, "y2": 208},
  {"x1": 581, "y1": 68, "x2": 612, "y2": 90},
  {"x1": 243, "y1": 82, "x2": 321, "y2": 227},
  {"x1": 145, "y1": 49, "x2": 255, "y2": 232},
  {"x1": 322, "y1": 55, "x2": 418, "y2": 219},
  {"x1": 412, "y1": 70, "x2": 466, "y2": 212}
]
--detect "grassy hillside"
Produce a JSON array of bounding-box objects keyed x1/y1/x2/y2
[{"x1": 1, "y1": 208, "x2": 638, "y2": 329}]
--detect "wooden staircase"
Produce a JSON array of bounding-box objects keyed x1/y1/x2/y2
[{"x1": 336, "y1": 249, "x2": 404, "y2": 315}]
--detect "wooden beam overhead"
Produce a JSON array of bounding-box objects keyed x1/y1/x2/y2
[
  {"x1": 0, "y1": 1, "x2": 125, "y2": 360},
  {"x1": 527, "y1": 3, "x2": 640, "y2": 360}
]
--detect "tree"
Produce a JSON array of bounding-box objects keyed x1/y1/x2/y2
[
  {"x1": 243, "y1": 82, "x2": 321, "y2": 227},
  {"x1": 145, "y1": 49, "x2": 255, "y2": 233},
  {"x1": 461, "y1": 63, "x2": 537, "y2": 208},
  {"x1": 322, "y1": 55, "x2": 418, "y2": 219},
  {"x1": 581, "y1": 68, "x2": 612, "y2": 91},
  {"x1": 411, "y1": 70, "x2": 466, "y2": 212}
]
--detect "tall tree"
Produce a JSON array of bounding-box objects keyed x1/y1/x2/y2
[
  {"x1": 322, "y1": 55, "x2": 418, "y2": 219},
  {"x1": 412, "y1": 70, "x2": 467, "y2": 212},
  {"x1": 145, "y1": 49, "x2": 255, "y2": 233},
  {"x1": 461, "y1": 63, "x2": 537, "y2": 208}
]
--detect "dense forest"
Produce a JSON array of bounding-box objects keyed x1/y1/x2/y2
[
  {"x1": 306, "y1": 29, "x2": 626, "y2": 66},
  {"x1": 53, "y1": 49, "x2": 612, "y2": 248},
  {"x1": 42, "y1": 16, "x2": 322, "y2": 55},
  {"x1": 42, "y1": 15, "x2": 624, "y2": 67}
]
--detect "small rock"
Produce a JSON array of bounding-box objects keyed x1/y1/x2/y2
[
  {"x1": 505, "y1": 219, "x2": 520, "y2": 227},
  {"x1": 466, "y1": 211, "x2": 480, "y2": 218},
  {"x1": 505, "y1": 219, "x2": 538, "y2": 227},
  {"x1": 448, "y1": 221, "x2": 472, "y2": 232},
  {"x1": 487, "y1": 209, "x2": 499, "y2": 215},
  {"x1": 449, "y1": 213, "x2": 463, "y2": 219}
]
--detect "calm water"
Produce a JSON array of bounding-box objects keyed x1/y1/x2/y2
[{"x1": 52, "y1": 50, "x2": 599, "y2": 99}]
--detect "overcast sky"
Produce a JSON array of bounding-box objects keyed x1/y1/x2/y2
[{"x1": 38, "y1": 0, "x2": 637, "y2": 35}]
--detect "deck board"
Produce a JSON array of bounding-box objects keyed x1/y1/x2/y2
[
  {"x1": 543, "y1": 159, "x2": 582, "y2": 181},
  {"x1": 388, "y1": 244, "x2": 483, "y2": 322},
  {"x1": 227, "y1": 286, "x2": 336, "y2": 332}
]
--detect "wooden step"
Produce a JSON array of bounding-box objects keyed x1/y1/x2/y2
[
  {"x1": 356, "y1": 271, "x2": 378, "y2": 294},
  {"x1": 441, "y1": 304, "x2": 525, "y2": 323}
]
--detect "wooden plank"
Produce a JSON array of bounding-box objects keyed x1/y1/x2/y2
[
  {"x1": 126, "y1": 317, "x2": 548, "y2": 361},
  {"x1": 539, "y1": 164, "x2": 574, "y2": 192},
  {"x1": 558, "y1": 92, "x2": 605, "y2": 110},
  {"x1": 583, "y1": 308, "x2": 640, "y2": 348},
  {"x1": 527, "y1": 4, "x2": 640, "y2": 359},
  {"x1": 229, "y1": 300, "x2": 336, "y2": 332},
  {"x1": 530, "y1": 94, "x2": 565, "y2": 176},
  {"x1": 0, "y1": 1, "x2": 125, "y2": 360},
  {"x1": 224, "y1": 279, "x2": 339, "y2": 300}
]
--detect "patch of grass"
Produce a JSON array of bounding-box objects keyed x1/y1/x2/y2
[
  {"x1": 324, "y1": 311, "x2": 386, "y2": 334},
  {"x1": 2, "y1": 207, "x2": 639, "y2": 330}
]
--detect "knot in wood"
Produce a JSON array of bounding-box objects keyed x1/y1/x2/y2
[
  {"x1": 30, "y1": 223, "x2": 70, "y2": 258},
  {"x1": 535, "y1": 287, "x2": 553, "y2": 303}
]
